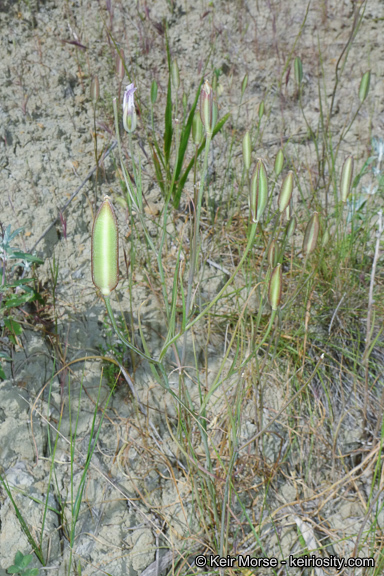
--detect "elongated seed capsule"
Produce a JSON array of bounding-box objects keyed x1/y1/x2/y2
[
  {"x1": 91, "y1": 197, "x2": 119, "y2": 297},
  {"x1": 90, "y1": 75, "x2": 100, "y2": 104},
  {"x1": 192, "y1": 111, "x2": 203, "y2": 145},
  {"x1": 278, "y1": 171, "x2": 294, "y2": 213},
  {"x1": 340, "y1": 155, "x2": 354, "y2": 203},
  {"x1": 359, "y1": 70, "x2": 371, "y2": 103},
  {"x1": 243, "y1": 131, "x2": 251, "y2": 172},
  {"x1": 286, "y1": 215, "x2": 297, "y2": 239},
  {"x1": 151, "y1": 80, "x2": 158, "y2": 105},
  {"x1": 269, "y1": 263, "x2": 282, "y2": 310},
  {"x1": 294, "y1": 56, "x2": 303, "y2": 85},
  {"x1": 303, "y1": 212, "x2": 319, "y2": 255},
  {"x1": 268, "y1": 239, "x2": 278, "y2": 268},
  {"x1": 116, "y1": 50, "x2": 125, "y2": 80},
  {"x1": 200, "y1": 79, "x2": 214, "y2": 135},
  {"x1": 250, "y1": 159, "x2": 268, "y2": 223},
  {"x1": 322, "y1": 227, "x2": 330, "y2": 247},
  {"x1": 274, "y1": 149, "x2": 284, "y2": 176}
]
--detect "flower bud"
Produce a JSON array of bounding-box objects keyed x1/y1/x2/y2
[
  {"x1": 294, "y1": 56, "x2": 303, "y2": 85},
  {"x1": 274, "y1": 149, "x2": 284, "y2": 176},
  {"x1": 200, "y1": 79, "x2": 214, "y2": 135},
  {"x1": 278, "y1": 171, "x2": 294, "y2": 213},
  {"x1": 359, "y1": 70, "x2": 370, "y2": 103},
  {"x1": 303, "y1": 212, "x2": 319, "y2": 256},
  {"x1": 340, "y1": 155, "x2": 354, "y2": 203},
  {"x1": 123, "y1": 83, "x2": 137, "y2": 133},
  {"x1": 269, "y1": 264, "x2": 282, "y2": 310},
  {"x1": 91, "y1": 197, "x2": 119, "y2": 297},
  {"x1": 151, "y1": 80, "x2": 158, "y2": 105},
  {"x1": 90, "y1": 75, "x2": 100, "y2": 104},
  {"x1": 250, "y1": 159, "x2": 268, "y2": 223},
  {"x1": 192, "y1": 111, "x2": 203, "y2": 145},
  {"x1": 243, "y1": 131, "x2": 252, "y2": 172},
  {"x1": 171, "y1": 59, "x2": 180, "y2": 90},
  {"x1": 182, "y1": 92, "x2": 187, "y2": 111},
  {"x1": 116, "y1": 50, "x2": 125, "y2": 80}
]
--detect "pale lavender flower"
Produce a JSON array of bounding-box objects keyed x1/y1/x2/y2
[{"x1": 123, "y1": 83, "x2": 137, "y2": 133}]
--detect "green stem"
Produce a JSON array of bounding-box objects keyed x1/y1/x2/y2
[
  {"x1": 181, "y1": 133, "x2": 212, "y2": 364},
  {"x1": 162, "y1": 222, "x2": 258, "y2": 362}
]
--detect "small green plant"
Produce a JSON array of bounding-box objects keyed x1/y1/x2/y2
[
  {"x1": 6, "y1": 550, "x2": 39, "y2": 576},
  {"x1": 0, "y1": 224, "x2": 44, "y2": 379}
]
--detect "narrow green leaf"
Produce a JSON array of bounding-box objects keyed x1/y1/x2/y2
[
  {"x1": 9, "y1": 252, "x2": 44, "y2": 264},
  {"x1": 171, "y1": 76, "x2": 204, "y2": 206},
  {"x1": 173, "y1": 112, "x2": 231, "y2": 208},
  {"x1": 0, "y1": 277, "x2": 35, "y2": 290},
  {"x1": 150, "y1": 145, "x2": 165, "y2": 195}
]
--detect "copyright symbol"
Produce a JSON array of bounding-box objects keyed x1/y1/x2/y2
[{"x1": 195, "y1": 555, "x2": 207, "y2": 568}]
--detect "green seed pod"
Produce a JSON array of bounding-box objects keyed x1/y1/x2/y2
[
  {"x1": 116, "y1": 50, "x2": 125, "y2": 80},
  {"x1": 340, "y1": 155, "x2": 354, "y2": 203},
  {"x1": 171, "y1": 59, "x2": 180, "y2": 90},
  {"x1": 274, "y1": 149, "x2": 284, "y2": 176},
  {"x1": 294, "y1": 56, "x2": 303, "y2": 85},
  {"x1": 250, "y1": 159, "x2": 268, "y2": 223},
  {"x1": 322, "y1": 227, "x2": 330, "y2": 247},
  {"x1": 269, "y1": 263, "x2": 282, "y2": 310},
  {"x1": 278, "y1": 171, "x2": 294, "y2": 213},
  {"x1": 90, "y1": 75, "x2": 100, "y2": 104},
  {"x1": 192, "y1": 111, "x2": 203, "y2": 145},
  {"x1": 151, "y1": 80, "x2": 158, "y2": 105},
  {"x1": 268, "y1": 239, "x2": 278, "y2": 268},
  {"x1": 286, "y1": 215, "x2": 297, "y2": 239},
  {"x1": 243, "y1": 131, "x2": 252, "y2": 172},
  {"x1": 91, "y1": 197, "x2": 119, "y2": 297},
  {"x1": 241, "y1": 73, "x2": 248, "y2": 97},
  {"x1": 258, "y1": 100, "x2": 265, "y2": 120},
  {"x1": 303, "y1": 212, "x2": 319, "y2": 256},
  {"x1": 200, "y1": 79, "x2": 214, "y2": 135},
  {"x1": 359, "y1": 70, "x2": 371, "y2": 103}
]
